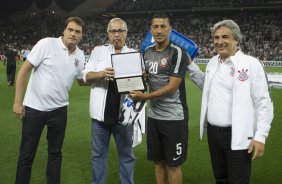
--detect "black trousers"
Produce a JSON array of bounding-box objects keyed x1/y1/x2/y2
[
  {"x1": 6, "y1": 63, "x2": 16, "y2": 85},
  {"x1": 207, "y1": 123, "x2": 252, "y2": 184},
  {"x1": 16, "y1": 106, "x2": 67, "y2": 184}
]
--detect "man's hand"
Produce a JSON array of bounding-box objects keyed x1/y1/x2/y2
[
  {"x1": 129, "y1": 91, "x2": 146, "y2": 101},
  {"x1": 13, "y1": 103, "x2": 25, "y2": 120},
  {"x1": 248, "y1": 140, "x2": 265, "y2": 160},
  {"x1": 103, "y1": 67, "x2": 115, "y2": 80},
  {"x1": 143, "y1": 71, "x2": 148, "y2": 83}
]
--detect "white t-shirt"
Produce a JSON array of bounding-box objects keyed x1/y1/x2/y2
[{"x1": 23, "y1": 37, "x2": 85, "y2": 111}]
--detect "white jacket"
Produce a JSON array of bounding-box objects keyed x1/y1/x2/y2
[
  {"x1": 190, "y1": 50, "x2": 274, "y2": 150},
  {"x1": 83, "y1": 44, "x2": 136, "y2": 121},
  {"x1": 83, "y1": 44, "x2": 145, "y2": 147}
]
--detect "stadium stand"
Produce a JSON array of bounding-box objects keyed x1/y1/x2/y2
[
  {"x1": 0, "y1": 1, "x2": 281, "y2": 61},
  {"x1": 107, "y1": 0, "x2": 282, "y2": 12}
]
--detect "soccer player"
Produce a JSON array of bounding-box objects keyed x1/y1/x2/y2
[{"x1": 130, "y1": 13, "x2": 189, "y2": 184}]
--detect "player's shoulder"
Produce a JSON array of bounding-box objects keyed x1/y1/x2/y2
[
  {"x1": 170, "y1": 43, "x2": 186, "y2": 53},
  {"x1": 144, "y1": 45, "x2": 155, "y2": 52}
]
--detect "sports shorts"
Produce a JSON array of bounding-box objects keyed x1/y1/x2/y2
[{"x1": 147, "y1": 117, "x2": 188, "y2": 167}]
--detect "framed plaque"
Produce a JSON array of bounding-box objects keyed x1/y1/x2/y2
[{"x1": 111, "y1": 52, "x2": 146, "y2": 93}]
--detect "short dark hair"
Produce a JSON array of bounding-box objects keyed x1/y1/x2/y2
[
  {"x1": 151, "y1": 12, "x2": 171, "y2": 25},
  {"x1": 64, "y1": 17, "x2": 85, "y2": 33}
]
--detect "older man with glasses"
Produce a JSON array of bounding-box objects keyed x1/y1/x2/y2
[{"x1": 83, "y1": 18, "x2": 137, "y2": 184}]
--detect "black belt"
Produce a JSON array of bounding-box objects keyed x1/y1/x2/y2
[{"x1": 208, "y1": 123, "x2": 231, "y2": 131}]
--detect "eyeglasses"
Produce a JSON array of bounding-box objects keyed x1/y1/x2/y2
[{"x1": 108, "y1": 29, "x2": 127, "y2": 34}]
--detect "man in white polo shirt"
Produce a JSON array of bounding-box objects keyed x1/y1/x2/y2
[{"x1": 12, "y1": 17, "x2": 85, "y2": 184}]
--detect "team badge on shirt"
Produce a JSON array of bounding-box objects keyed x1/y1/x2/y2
[
  {"x1": 159, "y1": 56, "x2": 168, "y2": 68},
  {"x1": 74, "y1": 58, "x2": 79, "y2": 67},
  {"x1": 230, "y1": 66, "x2": 235, "y2": 77},
  {"x1": 238, "y1": 68, "x2": 248, "y2": 81}
]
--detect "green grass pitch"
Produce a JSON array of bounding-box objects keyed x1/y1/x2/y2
[{"x1": 0, "y1": 61, "x2": 281, "y2": 183}]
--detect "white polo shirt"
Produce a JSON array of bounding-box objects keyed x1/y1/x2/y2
[
  {"x1": 23, "y1": 37, "x2": 85, "y2": 111},
  {"x1": 207, "y1": 59, "x2": 234, "y2": 127}
]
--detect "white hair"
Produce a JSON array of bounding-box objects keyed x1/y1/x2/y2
[
  {"x1": 107, "y1": 18, "x2": 128, "y2": 32},
  {"x1": 211, "y1": 19, "x2": 242, "y2": 45}
]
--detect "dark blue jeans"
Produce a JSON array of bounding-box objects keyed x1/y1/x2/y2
[
  {"x1": 15, "y1": 106, "x2": 67, "y2": 184},
  {"x1": 207, "y1": 123, "x2": 252, "y2": 184}
]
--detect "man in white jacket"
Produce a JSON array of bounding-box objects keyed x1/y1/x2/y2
[
  {"x1": 188, "y1": 19, "x2": 274, "y2": 184},
  {"x1": 83, "y1": 18, "x2": 136, "y2": 184}
]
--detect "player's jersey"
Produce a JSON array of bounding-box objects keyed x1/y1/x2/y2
[{"x1": 144, "y1": 43, "x2": 189, "y2": 120}]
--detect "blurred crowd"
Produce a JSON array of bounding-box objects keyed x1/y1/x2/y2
[
  {"x1": 107, "y1": 0, "x2": 282, "y2": 12},
  {"x1": 0, "y1": 10, "x2": 281, "y2": 61}
]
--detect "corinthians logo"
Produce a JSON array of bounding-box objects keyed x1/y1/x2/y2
[
  {"x1": 74, "y1": 58, "x2": 79, "y2": 67},
  {"x1": 159, "y1": 56, "x2": 169, "y2": 68},
  {"x1": 238, "y1": 68, "x2": 248, "y2": 81}
]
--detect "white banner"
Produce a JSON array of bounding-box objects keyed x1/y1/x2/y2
[
  {"x1": 263, "y1": 61, "x2": 282, "y2": 67},
  {"x1": 268, "y1": 73, "x2": 282, "y2": 88},
  {"x1": 193, "y1": 58, "x2": 282, "y2": 67},
  {"x1": 193, "y1": 58, "x2": 209, "y2": 64}
]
